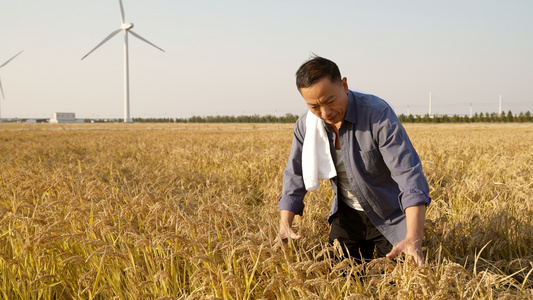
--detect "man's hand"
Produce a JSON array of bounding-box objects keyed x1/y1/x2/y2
[
  {"x1": 386, "y1": 205, "x2": 426, "y2": 266},
  {"x1": 275, "y1": 210, "x2": 302, "y2": 243},
  {"x1": 386, "y1": 235, "x2": 424, "y2": 266}
]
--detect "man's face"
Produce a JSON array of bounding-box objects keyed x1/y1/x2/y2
[{"x1": 300, "y1": 77, "x2": 349, "y2": 126}]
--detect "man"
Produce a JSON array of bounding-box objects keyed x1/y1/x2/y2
[{"x1": 277, "y1": 56, "x2": 431, "y2": 265}]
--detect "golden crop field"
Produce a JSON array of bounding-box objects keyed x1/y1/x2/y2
[{"x1": 0, "y1": 122, "x2": 532, "y2": 299}]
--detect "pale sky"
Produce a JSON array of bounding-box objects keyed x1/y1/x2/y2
[{"x1": 1, "y1": 0, "x2": 532, "y2": 119}]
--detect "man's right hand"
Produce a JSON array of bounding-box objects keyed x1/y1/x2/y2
[{"x1": 275, "y1": 210, "x2": 303, "y2": 243}]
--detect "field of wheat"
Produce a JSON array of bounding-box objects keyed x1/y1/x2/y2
[{"x1": 0, "y1": 122, "x2": 532, "y2": 299}]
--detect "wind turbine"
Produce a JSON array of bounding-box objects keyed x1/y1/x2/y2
[
  {"x1": 0, "y1": 50, "x2": 23, "y2": 121},
  {"x1": 82, "y1": 0, "x2": 164, "y2": 123}
]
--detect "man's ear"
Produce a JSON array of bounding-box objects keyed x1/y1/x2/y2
[{"x1": 341, "y1": 77, "x2": 349, "y2": 94}]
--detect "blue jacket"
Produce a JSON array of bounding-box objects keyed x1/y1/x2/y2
[{"x1": 278, "y1": 90, "x2": 431, "y2": 245}]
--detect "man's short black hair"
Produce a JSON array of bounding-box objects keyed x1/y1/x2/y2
[{"x1": 295, "y1": 56, "x2": 342, "y2": 90}]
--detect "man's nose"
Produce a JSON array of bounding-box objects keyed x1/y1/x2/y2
[{"x1": 320, "y1": 106, "x2": 331, "y2": 118}]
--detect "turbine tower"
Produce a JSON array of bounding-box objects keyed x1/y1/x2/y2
[
  {"x1": 428, "y1": 91, "x2": 432, "y2": 117},
  {"x1": 0, "y1": 50, "x2": 24, "y2": 121},
  {"x1": 82, "y1": 0, "x2": 164, "y2": 123}
]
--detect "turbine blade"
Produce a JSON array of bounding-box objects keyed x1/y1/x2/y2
[
  {"x1": 0, "y1": 50, "x2": 23, "y2": 69},
  {"x1": 119, "y1": 0, "x2": 125, "y2": 24},
  {"x1": 0, "y1": 78, "x2": 4, "y2": 100},
  {"x1": 129, "y1": 30, "x2": 165, "y2": 52},
  {"x1": 81, "y1": 29, "x2": 122, "y2": 60}
]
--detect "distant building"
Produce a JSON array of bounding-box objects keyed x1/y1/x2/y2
[{"x1": 50, "y1": 112, "x2": 83, "y2": 123}]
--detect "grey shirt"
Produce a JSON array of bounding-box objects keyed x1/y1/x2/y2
[{"x1": 278, "y1": 90, "x2": 431, "y2": 245}]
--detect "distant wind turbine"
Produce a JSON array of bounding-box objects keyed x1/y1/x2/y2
[
  {"x1": 81, "y1": 0, "x2": 164, "y2": 123},
  {"x1": 0, "y1": 50, "x2": 23, "y2": 121}
]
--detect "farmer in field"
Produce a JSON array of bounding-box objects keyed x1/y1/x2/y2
[{"x1": 277, "y1": 56, "x2": 431, "y2": 266}]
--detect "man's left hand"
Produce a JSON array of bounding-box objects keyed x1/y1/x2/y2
[
  {"x1": 386, "y1": 204, "x2": 426, "y2": 266},
  {"x1": 386, "y1": 236, "x2": 424, "y2": 266}
]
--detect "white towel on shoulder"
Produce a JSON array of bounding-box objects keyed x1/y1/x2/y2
[{"x1": 302, "y1": 111, "x2": 337, "y2": 191}]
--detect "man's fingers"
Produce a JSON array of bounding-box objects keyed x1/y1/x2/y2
[
  {"x1": 274, "y1": 229, "x2": 302, "y2": 244},
  {"x1": 386, "y1": 242, "x2": 425, "y2": 267},
  {"x1": 407, "y1": 251, "x2": 424, "y2": 266},
  {"x1": 386, "y1": 246, "x2": 401, "y2": 259},
  {"x1": 279, "y1": 231, "x2": 302, "y2": 243},
  {"x1": 413, "y1": 251, "x2": 425, "y2": 267},
  {"x1": 405, "y1": 243, "x2": 425, "y2": 266},
  {"x1": 286, "y1": 227, "x2": 302, "y2": 241},
  {"x1": 290, "y1": 232, "x2": 303, "y2": 240}
]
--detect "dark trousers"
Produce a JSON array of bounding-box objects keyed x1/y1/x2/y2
[{"x1": 329, "y1": 199, "x2": 393, "y2": 262}]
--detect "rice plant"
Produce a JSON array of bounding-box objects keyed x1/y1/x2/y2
[{"x1": 0, "y1": 122, "x2": 531, "y2": 299}]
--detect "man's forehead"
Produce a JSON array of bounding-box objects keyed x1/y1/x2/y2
[
  {"x1": 304, "y1": 93, "x2": 335, "y2": 105},
  {"x1": 301, "y1": 85, "x2": 337, "y2": 101}
]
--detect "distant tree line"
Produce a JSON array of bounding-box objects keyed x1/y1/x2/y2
[
  {"x1": 83, "y1": 110, "x2": 533, "y2": 123},
  {"x1": 397, "y1": 111, "x2": 532, "y2": 123},
  {"x1": 131, "y1": 113, "x2": 301, "y2": 123}
]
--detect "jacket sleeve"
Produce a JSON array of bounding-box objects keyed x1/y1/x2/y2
[
  {"x1": 278, "y1": 116, "x2": 308, "y2": 215},
  {"x1": 375, "y1": 107, "x2": 431, "y2": 211}
]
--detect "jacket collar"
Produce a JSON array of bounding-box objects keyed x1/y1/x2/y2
[{"x1": 344, "y1": 90, "x2": 357, "y2": 124}]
